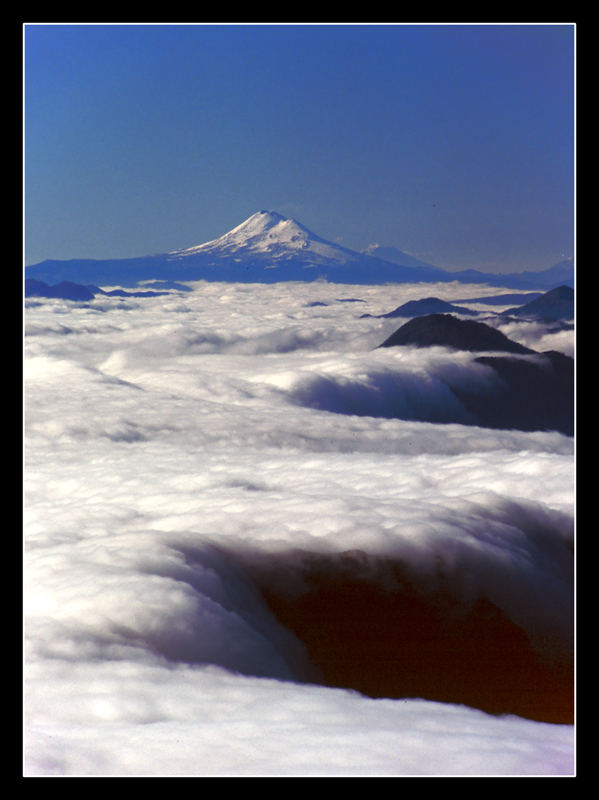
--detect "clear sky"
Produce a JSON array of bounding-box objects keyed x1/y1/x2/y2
[{"x1": 24, "y1": 23, "x2": 575, "y2": 272}]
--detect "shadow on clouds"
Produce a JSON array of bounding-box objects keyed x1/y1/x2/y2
[
  {"x1": 291, "y1": 353, "x2": 573, "y2": 436},
  {"x1": 125, "y1": 494, "x2": 573, "y2": 725},
  {"x1": 141, "y1": 501, "x2": 572, "y2": 725},
  {"x1": 248, "y1": 548, "x2": 573, "y2": 724}
]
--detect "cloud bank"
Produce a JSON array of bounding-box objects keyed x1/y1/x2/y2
[{"x1": 24, "y1": 280, "x2": 575, "y2": 775}]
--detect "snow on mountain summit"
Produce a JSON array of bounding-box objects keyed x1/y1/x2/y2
[
  {"x1": 168, "y1": 210, "x2": 361, "y2": 264},
  {"x1": 25, "y1": 209, "x2": 574, "y2": 289}
]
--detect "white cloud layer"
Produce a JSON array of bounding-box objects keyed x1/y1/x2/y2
[{"x1": 24, "y1": 280, "x2": 575, "y2": 776}]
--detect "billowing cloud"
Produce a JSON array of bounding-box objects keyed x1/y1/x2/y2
[{"x1": 24, "y1": 279, "x2": 575, "y2": 776}]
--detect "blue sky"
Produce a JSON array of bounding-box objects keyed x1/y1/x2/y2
[{"x1": 24, "y1": 23, "x2": 575, "y2": 272}]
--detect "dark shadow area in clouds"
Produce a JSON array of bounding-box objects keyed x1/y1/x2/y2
[
  {"x1": 288, "y1": 313, "x2": 575, "y2": 436},
  {"x1": 118, "y1": 494, "x2": 573, "y2": 725},
  {"x1": 120, "y1": 542, "x2": 319, "y2": 684},
  {"x1": 292, "y1": 369, "x2": 479, "y2": 427},
  {"x1": 291, "y1": 351, "x2": 574, "y2": 436},
  {"x1": 468, "y1": 352, "x2": 574, "y2": 436},
  {"x1": 252, "y1": 553, "x2": 573, "y2": 724},
  {"x1": 230, "y1": 495, "x2": 574, "y2": 725}
]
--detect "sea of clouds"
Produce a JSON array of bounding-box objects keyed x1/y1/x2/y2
[{"x1": 24, "y1": 279, "x2": 575, "y2": 776}]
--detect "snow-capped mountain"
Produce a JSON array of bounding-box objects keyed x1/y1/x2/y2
[
  {"x1": 169, "y1": 210, "x2": 361, "y2": 265},
  {"x1": 25, "y1": 210, "x2": 575, "y2": 290},
  {"x1": 26, "y1": 210, "x2": 446, "y2": 286},
  {"x1": 361, "y1": 243, "x2": 438, "y2": 270}
]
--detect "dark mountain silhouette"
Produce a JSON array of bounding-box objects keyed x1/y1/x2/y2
[
  {"x1": 92, "y1": 286, "x2": 171, "y2": 298},
  {"x1": 378, "y1": 313, "x2": 534, "y2": 354},
  {"x1": 454, "y1": 292, "x2": 543, "y2": 306},
  {"x1": 131, "y1": 279, "x2": 193, "y2": 292},
  {"x1": 375, "y1": 313, "x2": 573, "y2": 435},
  {"x1": 500, "y1": 285, "x2": 574, "y2": 321},
  {"x1": 25, "y1": 211, "x2": 575, "y2": 290},
  {"x1": 363, "y1": 296, "x2": 478, "y2": 320},
  {"x1": 25, "y1": 278, "x2": 173, "y2": 301},
  {"x1": 25, "y1": 279, "x2": 96, "y2": 301},
  {"x1": 466, "y1": 351, "x2": 574, "y2": 436},
  {"x1": 253, "y1": 548, "x2": 573, "y2": 723}
]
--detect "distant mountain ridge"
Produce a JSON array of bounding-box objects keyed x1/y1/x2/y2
[
  {"x1": 500, "y1": 285, "x2": 574, "y2": 321},
  {"x1": 360, "y1": 244, "x2": 439, "y2": 270},
  {"x1": 26, "y1": 210, "x2": 574, "y2": 290},
  {"x1": 25, "y1": 278, "x2": 176, "y2": 301},
  {"x1": 449, "y1": 260, "x2": 574, "y2": 291}
]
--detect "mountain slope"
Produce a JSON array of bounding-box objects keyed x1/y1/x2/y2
[
  {"x1": 25, "y1": 211, "x2": 451, "y2": 287},
  {"x1": 365, "y1": 297, "x2": 478, "y2": 319},
  {"x1": 168, "y1": 210, "x2": 359, "y2": 265},
  {"x1": 501, "y1": 285, "x2": 574, "y2": 321},
  {"x1": 25, "y1": 210, "x2": 575, "y2": 290},
  {"x1": 361, "y1": 244, "x2": 438, "y2": 270},
  {"x1": 377, "y1": 314, "x2": 535, "y2": 354},
  {"x1": 374, "y1": 314, "x2": 573, "y2": 435}
]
